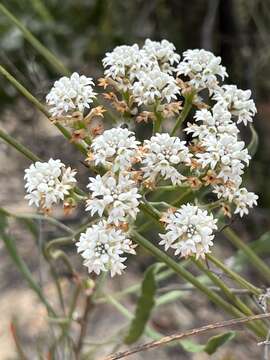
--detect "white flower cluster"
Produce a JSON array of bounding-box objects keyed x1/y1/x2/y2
[
  {"x1": 29, "y1": 40, "x2": 259, "y2": 277},
  {"x1": 159, "y1": 204, "x2": 217, "y2": 259},
  {"x1": 177, "y1": 49, "x2": 227, "y2": 92},
  {"x1": 184, "y1": 78, "x2": 258, "y2": 216},
  {"x1": 102, "y1": 39, "x2": 180, "y2": 105},
  {"x1": 24, "y1": 159, "x2": 77, "y2": 210},
  {"x1": 213, "y1": 85, "x2": 257, "y2": 125},
  {"x1": 142, "y1": 133, "x2": 192, "y2": 185},
  {"x1": 76, "y1": 220, "x2": 136, "y2": 276},
  {"x1": 46, "y1": 72, "x2": 96, "y2": 117},
  {"x1": 86, "y1": 173, "x2": 141, "y2": 225},
  {"x1": 90, "y1": 127, "x2": 140, "y2": 171}
]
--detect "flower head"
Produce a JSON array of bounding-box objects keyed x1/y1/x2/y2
[
  {"x1": 186, "y1": 103, "x2": 239, "y2": 139},
  {"x1": 102, "y1": 44, "x2": 149, "y2": 91},
  {"x1": 142, "y1": 39, "x2": 180, "y2": 73},
  {"x1": 46, "y1": 72, "x2": 96, "y2": 117},
  {"x1": 76, "y1": 220, "x2": 136, "y2": 276},
  {"x1": 177, "y1": 49, "x2": 227, "y2": 92},
  {"x1": 196, "y1": 134, "x2": 250, "y2": 183},
  {"x1": 90, "y1": 128, "x2": 140, "y2": 171},
  {"x1": 86, "y1": 173, "x2": 141, "y2": 225},
  {"x1": 133, "y1": 67, "x2": 180, "y2": 105},
  {"x1": 142, "y1": 133, "x2": 192, "y2": 185},
  {"x1": 213, "y1": 85, "x2": 257, "y2": 125},
  {"x1": 159, "y1": 204, "x2": 217, "y2": 259},
  {"x1": 24, "y1": 159, "x2": 77, "y2": 210}
]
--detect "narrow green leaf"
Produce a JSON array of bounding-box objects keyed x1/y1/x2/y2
[
  {"x1": 180, "y1": 331, "x2": 236, "y2": 354},
  {"x1": 124, "y1": 264, "x2": 159, "y2": 344},
  {"x1": 204, "y1": 331, "x2": 236, "y2": 355},
  {"x1": 247, "y1": 124, "x2": 259, "y2": 157}
]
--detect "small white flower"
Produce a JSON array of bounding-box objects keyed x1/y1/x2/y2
[
  {"x1": 91, "y1": 128, "x2": 140, "y2": 171},
  {"x1": 177, "y1": 49, "x2": 227, "y2": 92},
  {"x1": 142, "y1": 133, "x2": 192, "y2": 185},
  {"x1": 102, "y1": 44, "x2": 150, "y2": 91},
  {"x1": 76, "y1": 220, "x2": 136, "y2": 276},
  {"x1": 142, "y1": 39, "x2": 180, "y2": 73},
  {"x1": 213, "y1": 85, "x2": 257, "y2": 125},
  {"x1": 185, "y1": 103, "x2": 239, "y2": 139},
  {"x1": 233, "y1": 188, "x2": 258, "y2": 217},
  {"x1": 86, "y1": 173, "x2": 141, "y2": 225},
  {"x1": 133, "y1": 66, "x2": 180, "y2": 105},
  {"x1": 196, "y1": 134, "x2": 250, "y2": 182},
  {"x1": 159, "y1": 204, "x2": 217, "y2": 259},
  {"x1": 46, "y1": 72, "x2": 96, "y2": 117},
  {"x1": 24, "y1": 159, "x2": 77, "y2": 210}
]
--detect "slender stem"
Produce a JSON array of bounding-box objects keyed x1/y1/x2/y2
[
  {"x1": 0, "y1": 65, "x2": 88, "y2": 155},
  {"x1": 0, "y1": 65, "x2": 49, "y2": 116},
  {"x1": 75, "y1": 296, "x2": 93, "y2": 358},
  {"x1": 171, "y1": 93, "x2": 194, "y2": 136},
  {"x1": 153, "y1": 108, "x2": 163, "y2": 134},
  {"x1": 95, "y1": 268, "x2": 175, "y2": 304},
  {"x1": 193, "y1": 259, "x2": 266, "y2": 337},
  {"x1": 224, "y1": 228, "x2": 270, "y2": 283},
  {"x1": 206, "y1": 254, "x2": 261, "y2": 296},
  {"x1": 131, "y1": 231, "x2": 251, "y2": 322},
  {"x1": 0, "y1": 4, "x2": 68, "y2": 75},
  {"x1": 0, "y1": 128, "x2": 41, "y2": 162},
  {"x1": 45, "y1": 236, "x2": 74, "y2": 258},
  {"x1": 105, "y1": 313, "x2": 270, "y2": 360},
  {"x1": 172, "y1": 188, "x2": 192, "y2": 207}
]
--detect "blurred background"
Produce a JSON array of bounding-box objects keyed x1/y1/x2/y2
[{"x1": 1, "y1": 0, "x2": 270, "y2": 359}]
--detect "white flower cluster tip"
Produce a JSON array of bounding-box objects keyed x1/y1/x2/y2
[
  {"x1": 159, "y1": 204, "x2": 217, "y2": 259},
  {"x1": 76, "y1": 220, "x2": 136, "y2": 276},
  {"x1": 90, "y1": 128, "x2": 140, "y2": 171},
  {"x1": 86, "y1": 173, "x2": 141, "y2": 225},
  {"x1": 24, "y1": 159, "x2": 77, "y2": 210},
  {"x1": 46, "y1": 72, "x2": 96, "y2": 117},
  {"x1": 142, "y1": 133, "x2": 192, "y2": 185},
  {"x1": 102, "y1": 39, "x2": 181, "y2": 105},
  {"x1": 177, "y1": 49, "x2": 227, "y2": 92}
]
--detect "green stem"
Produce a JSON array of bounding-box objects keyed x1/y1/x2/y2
[
  {"x1": 172, "y1": 189, "x2": 192, "y2": 207},
  {"x1": 206, "y1": 254, "x2": 261, "y2": 296},
  {"x1": 0, "y1": 128, "x2": 40, "y2": 162},
  {"x1": 224, "y1": 228, "x2": 270, "y2": 284},
  {"x1": 171, "y1": 93, "x2": 194, "y2": 136},
  {"x1": 0, "y1": 65, "x2": 88, "y2": 155},
  {"x1": 45, "y1": 236, "x2": 74, "y2": 258},
  {"x1": 193, "y1": 259, "x2": 266, "y2": 337},
  {"x1": 131, "y1": 231, "x2": 257, "y2": 329},
  {"x1": 0, "y1": 3, "x2": 68, "y2": 75},
  {"x1": 153, "y1": 109, "x2": 163, "y2": 134}
]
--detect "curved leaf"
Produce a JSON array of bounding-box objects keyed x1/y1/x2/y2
[
  {"x1": 124, "y1": 263, "x2": 159, "y2": 344},
  {"x1": 204, "y1": 331, "x2": 236, "y2": 355}
]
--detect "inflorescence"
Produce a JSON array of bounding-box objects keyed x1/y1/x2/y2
[{"x1": 24, "y1": 39, "x2": 258, "y2": 276}]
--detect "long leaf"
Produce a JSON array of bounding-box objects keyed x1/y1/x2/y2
[
  {"x1": 180, "y1": 331, "x2": 236, "y2": 355},
  {"x1": 124, "y1": 263, "x2": 159, "y2": 344}
]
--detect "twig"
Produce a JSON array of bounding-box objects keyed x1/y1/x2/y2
[
  {"x1": 104, "y1": 313, "x2": 270, "y2": 360},
  {"x1": 75, "y1": 295, "x2": 94, "y2": 359}
]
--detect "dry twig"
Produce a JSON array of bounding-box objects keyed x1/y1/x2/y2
[{"x1": 104, "y1": 313, "x2": 270, "y2": 360}]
